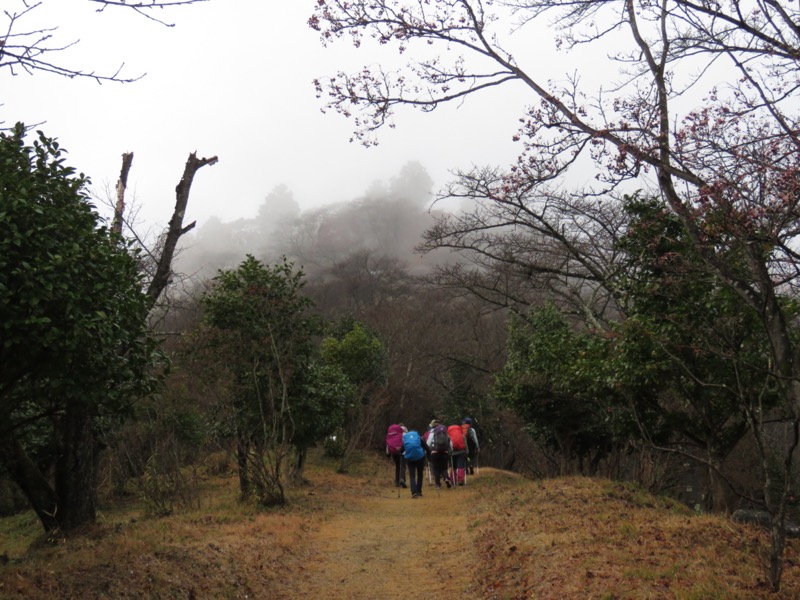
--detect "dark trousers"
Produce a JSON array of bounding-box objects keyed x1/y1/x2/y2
[
  {"x1": 407, "y1": 458, "x2": 425, "y2": 495},
  {"x1": 392, "y1": 453, "x2": 406, "y2": 485},
  {"x1": 467, "y1": 448, "x2": 477, "y2": 474},
  {"x1": 431, "y1": 453, "x2": 450, "y2": 486}
]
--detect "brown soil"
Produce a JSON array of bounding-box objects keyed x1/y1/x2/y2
[{"x1": 277, "y1": 474, "x2": 477, "y2": 599}]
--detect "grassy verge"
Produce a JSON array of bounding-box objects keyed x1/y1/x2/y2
[
  {"x1": 467, "y1": 473, "x2": 800, "y2": 599},
  {"x1": 2, "y1": 456, "x2": 799, "y2": 598},
  {"x1": 0, "y1": 454, "x2": 367, "y2": 599}
]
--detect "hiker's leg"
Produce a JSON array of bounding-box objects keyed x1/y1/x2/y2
[
  {"x1": 408, "y1": 461, "x2": 419, "y2": 495},
  {"x1": 455, "y1": 454, "x2": 466, "y2": 484},
  {"x1": 433, "y1": 454, "x2": 443, "y2": 485}
]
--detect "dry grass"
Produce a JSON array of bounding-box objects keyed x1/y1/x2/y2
[
  {"x1": 0, "y1": 455, "x2": 798, "y2": 599},
  {"x1": 468, "y1": 471, "x2": 800, "y2": 599}
]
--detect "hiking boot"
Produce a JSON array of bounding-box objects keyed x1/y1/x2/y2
[
  {"x1": 445, "y1": 480, "x2": 452, "y2": 489},
  {"x1": 400, "y1": 482, "x2": 407, "y2": 489},
  {"x1": 411, "y1": 493, "x2": 419, "y2": 499}
]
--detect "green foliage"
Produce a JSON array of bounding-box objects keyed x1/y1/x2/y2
[
  {"x1": 493, "y1": 303, "x2": 626, "y2": 470},
  {"x1": 611, "y1": 195, "x2": 778, "y2": 461},
  {"x1": 320, "y1": 317, "x2": 388, "y2": 471},
  {"x1": 321, "y1": 321, "x2": 387, "y2": 388},
  {"x1": 322, "y1": 430, "x2": 347, "y2": 459},
  {"x1": 0, "y1": 124, "x2": 160, "y2": 430},
  {"x1": 441, "y1": 362, "x2": 484, "y2": 421},
  {"x1": 200, "y1": 255, "x2": 323, "y2": 505},
  {"x1": 201, "y1": 255, "x2": 321, "y2": 428},
  {"x1": 290, "y1": 362, "x2": 353, "y2": 450},
  {"x1": 0, "y1": 124, "x2": 162, "y2": 530}
]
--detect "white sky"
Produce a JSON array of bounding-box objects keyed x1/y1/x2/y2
[{"x1": 3, "y1": 0, "x2": 533, "y2": 229}]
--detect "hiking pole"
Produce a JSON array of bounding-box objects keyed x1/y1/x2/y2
[{"x1": 390, "y1": 456, "x2": 399, "y2": 499}]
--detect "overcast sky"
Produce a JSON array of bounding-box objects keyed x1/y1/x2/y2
[{"x1": 3, "y1": 0, "x2": 537, "y2": 229}]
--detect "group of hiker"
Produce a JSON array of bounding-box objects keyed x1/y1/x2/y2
[{"x1": 385, "y1": 418, "x2": 480, "y2": 499}]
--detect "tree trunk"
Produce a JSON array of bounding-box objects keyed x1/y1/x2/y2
[
  {"x1": 292, "y1": 446, "x2": 308, "y2": 485},
  {"x1": 146, "y1": 152, "x2": 218, "y2": 305},
  {"x1": 236, "y1": 428, "x2": 251, "y2": 500},
  {"x1": 706, "y1": 456, "x2": 731, "y2": 513},
  {"x1": 54, "y1": 407, "x2": 98, "y2": 531},
  {"x1": 555, "y1": 431, "x2": 573, "y2": 476},
  {"x1": 1, "y1": 437, "x2": 59, "y2": 532},
  {"x1": 111, "y1": 152, "x2": 134, "y2": 235},
  {"x1": 770, "y1": 520, "x2": 786, "y2": 592}
]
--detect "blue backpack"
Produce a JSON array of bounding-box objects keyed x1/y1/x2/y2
[{"x1": 402, "y1": 431, "x2": 425, "y2": 462}]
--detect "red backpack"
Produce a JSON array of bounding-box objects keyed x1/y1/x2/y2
[
  {"x1": 386, "y1": 424, "x2": 405, "y2": 455},
  {"x1": 448, "y1": 424, "x2": 466, "y2": 451}
]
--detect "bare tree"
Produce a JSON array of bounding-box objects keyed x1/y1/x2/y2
[
  {"x1": 311, "y1": 0, "x2": 800, "y2": 589},
  {"x1": 1, "y1": 0, "x2": 208, "y2": 83},
  {"x1": 419, "y1": 168, "x2": 628, "y2": 326},
  {"x1": 111, "y1": 150, "x2": 218, "y2": 308}
]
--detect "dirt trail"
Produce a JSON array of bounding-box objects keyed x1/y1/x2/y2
[{"x1": 281, "y1": 475, "x2": 479, "y2": 599}]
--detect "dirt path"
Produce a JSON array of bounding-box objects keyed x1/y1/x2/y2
[{"x1": 280, "y1": 474, "x2": 479, "y2": 599}]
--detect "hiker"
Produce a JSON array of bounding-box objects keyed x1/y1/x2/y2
[
  {"x1": 462, "y1": 418, "x2": 480, "y2": 475},
  {"x1": 427, "y1": 419, "x2": 452, "y2": 489},
  {"x1": 386, "y1": 423, "x2": 407, "y2": 488},
  {"x1": 448, "y1": 423, "x2": 468, "y2": 485},
  {"x1": 402, "y1": 428, "x2": 430, "y2": 498}
]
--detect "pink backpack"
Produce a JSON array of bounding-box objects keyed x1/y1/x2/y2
[{"x1": 386, "y1": 424, "x2": 405, "y2": 455}]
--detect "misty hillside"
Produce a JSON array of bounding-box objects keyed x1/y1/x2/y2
[{"x1": 174, "y1": 161, "x2": 446, "y2": 283}]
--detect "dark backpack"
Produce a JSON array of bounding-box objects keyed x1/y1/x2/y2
[
  {"x1": 386, "y1": 424, "x2": 404, "y2": 455},
  {"x1": 462, "y1": 423, "x2": 478, "y2": 452},
  {"x1": 432, "y1": 424, "x2": 450, "y2": 453},
  {"x1": 402, "y1": 431, "x2": 425, "y2": 462}
]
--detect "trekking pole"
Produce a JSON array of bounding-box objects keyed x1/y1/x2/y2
[{"x1": 393, "y1": 456, "x2": 400, "y2": 499}]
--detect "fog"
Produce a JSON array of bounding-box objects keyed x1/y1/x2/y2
[
  {"x1": 2, "y1": 1, "x2": 528, "y2": 235},
  {"x1": 3, "y1": 0, "x2": 665, "y2": 287},
  {"x1": 175, "y1": 160, "x2": 444, "y2": 282}
]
